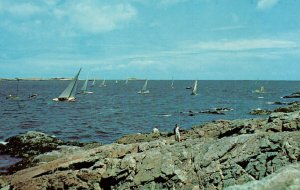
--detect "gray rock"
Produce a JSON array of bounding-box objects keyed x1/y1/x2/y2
[{"x1": 225, "y1": 164, "x2": 300, "y2": 190}]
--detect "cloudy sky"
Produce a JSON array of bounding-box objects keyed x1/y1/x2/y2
[{"x1": 0, "y1": 0, "x2": 299, "y2": 80}]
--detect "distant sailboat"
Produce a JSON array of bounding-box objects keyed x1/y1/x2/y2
[
  {"x1": 99, "y1": 79, "x2": 106, "y2": 87},
  {"x1": 53, "y1": 68, "x2": 81, "y2": 102},
  {"x1": 6, "y1": 78, "x2": 20, "y2": 100},
  {"x1": 125, "y1": 79, "x2": 128, "y2": 85},
  {"x1": 191, "y1": 80, "x2": 198, "y2": 95},
  {"x1": 91, "y1": 79, "x2": 96, "y2": 87},
  {"x1": 171, "y1": 78, "x2": 174, "y2": 89},
  {"x1": 138, "y1": 80, "x2": 150, "y2": 94},
  {"x1": 253, "y1": 86, "x2": 266, "y2": 93},
  {"x1": 115, "y1": 80, "x2": 118, "y2": 84},
  {"x1": 79, "y1": 77, "x2": 93, "y2": 94}
]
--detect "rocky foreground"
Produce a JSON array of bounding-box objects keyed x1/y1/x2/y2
[{"x1": 0, "y1": 106, "x2": 300, "y2": 189}]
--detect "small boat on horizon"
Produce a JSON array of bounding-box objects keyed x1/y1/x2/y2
[
  {"x1": 79, "y1": 77, "x2": 93, "y2": 94},
  {"x1": 253, "y1": 86, "x2": 266, "y2": 93},
  {"x1": 6, "y1": 78, "x2": 20, "y2": 100},
  {"x1": 171, "y1": 78, "x2": 174, "y2": 89},
  {"x1": 138, "y1": 80, "x2": 150, "y2": 94},
  {"x1": 99, "y1": 79, "x2": 107, "y2": 87},
  {"x1": 90, "y1": 79, "x2": 96, "y2": 87},
  {"x1": 191, "y1": 80, "x2": 198, "y2": 95},
  {"x1": 53, "y1": 68, "x2": 81, "y2": 102}
]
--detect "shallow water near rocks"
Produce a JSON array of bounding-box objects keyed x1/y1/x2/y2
[
  {"x1": 0, "y1": 80, "x2": 299, "y2": 144},
  {"x1": 0, "y1": 155, "x2": 22, "y2": 173}
]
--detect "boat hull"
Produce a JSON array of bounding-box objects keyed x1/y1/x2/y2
[
  {"x1": 53, "y1": 97, "x2": 76, "y2": 102},
  {"x1": 138, "y1": 90, "x2": 150, "y2": 94}
]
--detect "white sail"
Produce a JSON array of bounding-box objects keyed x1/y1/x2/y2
[
  {"x1": 91, "y1": 79, "x2": 96, "y2": 86},
  {"x1": 138, "y1": 80, "x2": 150, "y2": 94},
  {"x1": 171, "y1": 78, "x2": 174, "y2": 89},
  {"x1": 58, "y1": 68, "x2": 81, "y2": 100},
  {"x1": 125, "y1": 79, "x2": 128, "y2": 84},
  {"x1": 81, "y1": 77, "x2": 88, "y2": 92},
  {"x1": 191, "y1": 80, "x2": 197, "y2": 95},
  {"x1": 102, "y1": 80, "x2": 106, "y2": 86},
  {"x1": 142, "y1": 80, "x2": 148, "y2": 91},
  {"x1": 253, "y1": 86, "x2": 266, "y2": 93}
]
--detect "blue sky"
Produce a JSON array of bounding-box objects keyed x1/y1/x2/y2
[{"x1": 0, "y1": 0, "x2": 299, "y2": 80}]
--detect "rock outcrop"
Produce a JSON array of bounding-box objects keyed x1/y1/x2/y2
[
  {"x1": 250, "y1": 101, "x2": 300, "y2": 115},
  {"x1": 225, "y1": 163, "x2": 300, "y2": 190},
  {"x1": 0, "y1": 131, "x2": 100, "y2": 174},
  {"x1": 0, "y1": 111, "x2": 299, "y2": 189},
  {"x1": 283, "y1": 92, "x2": 300, "y2": 98}
]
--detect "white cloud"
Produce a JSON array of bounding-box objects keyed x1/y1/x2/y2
[
  {"x1": 159, "y1": 0, "x2": 187, "y2": 6},
  {"x1": 0, "y1": 1, "x2": 137, "y2": 34},
  {"x1": 184, "y1": 39, "x2": 296, "y2": 51},
  {"x1": 57, "y1": 1, "x2": 137, "y2": 33},
  {"x1": 257, "y1": 0, "x2": 279, "y2": 10},
  {"x1": 0, "y1": 2, "x2": 42, "y2": 17},
  {"x1": 209, "y1": 25, "x2": 244, "y2": 32}
]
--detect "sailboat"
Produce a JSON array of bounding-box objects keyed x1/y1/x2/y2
[
  {"x1": 171, "y1": 78, "x2": 174, "y2": 89},
  {"x1": 191, "y1": 80, "x2": 198, "y2": 95},
  {"x1": 125, "y1": 79, "x2": 128, "y2": 85},
  {"x1": 138, "y1": 80, "x2": 150, "y2": 94},
  {"x1": 253, "y1": 86, "x2": 266, "y2": 93},
  {"x1": 6, "y1": 78, "x2": 20, "y2": 100},
  {"x1": 53, "y1": 68, "x2": 81, "y2": 102},
  {"x1": 91, "y1": 79, "x2": 96, "y2": 87},
  {"x1": 99, "y1": 79, "x2": 106, "y2": 87},
  {"x1": 79, "y1": 77, "x2": 93, "y2": 94},
  {"x1": 115, "y1": 80, "x2": 118, "y2": 84}
]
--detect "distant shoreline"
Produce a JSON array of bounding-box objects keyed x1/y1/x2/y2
[{"x1": 1, "y1": 78, "x2": 300, "y2": 81}]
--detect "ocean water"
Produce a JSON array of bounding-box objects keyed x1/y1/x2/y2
[{"x1": 0, "y1": 80, "x2": 299, "y2": 144}]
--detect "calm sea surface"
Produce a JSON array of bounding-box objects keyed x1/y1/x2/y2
[{"x1": 0, "y1": 80, "x2": 299, "y2": 144}]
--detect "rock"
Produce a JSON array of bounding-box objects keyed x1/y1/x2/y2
[
  {"x1": 283, "y1": 92, "x2": 300, "y2": 98},
  {"x1": 249, "y1": 109, "x2": 272, "y2": 115},
  {"x1": 1, "y1": 111, "x2": 300, "y2": 190},
  {"x1": 200, "y1": 110, "x2": 225, "y2": 115},
  {"x1": 1, "y1": 131, "x2": 64, "y2": 157},
  {"x1": 225, "y1": 164, "x2": 300, "y2": 190}
]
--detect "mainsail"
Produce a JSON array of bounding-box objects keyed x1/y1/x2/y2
[
  {"x1": 138, "y1": 80, "x2": 150, "y2": 94},
  {"x1": 91, "y1": 79, "x2": 96, "y2": 86},
  {"x1": 191, "y1": 80, "x2": 198, "y2": 95},
  {"x1": 142, "y1": 80, "x2": 148, "y2": 91},
  {"x1": 81, "y1": 77, "x2": 88, "y2": 92},
  {"x1": 58, "y1": 68, "x2": 81, "y2": 99}
]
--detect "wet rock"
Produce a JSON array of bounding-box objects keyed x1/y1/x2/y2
[
  {"x1": 2, "y1": 111, "x2": 300, "y2": 190},
  {"x1": 249, "y1": 109, "x2": 272, "y2": 115},
  {"x1": 283, "y1": 92, "x2": 300, "y2": 98},
  {"x1": 0, "y1": 131, "x2": 64, "y2": 157}
]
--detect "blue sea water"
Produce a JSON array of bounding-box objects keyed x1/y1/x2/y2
[{"x1": 0, "y1": 80, "x2": 299, "y2": 144}]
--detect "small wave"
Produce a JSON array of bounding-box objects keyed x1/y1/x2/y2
[
  {"x1": 156, "y1": 113, "x2": 172, "y2": 117},
  {"x1": 96, "y1": 130, "x2": 110, "y2": 135},
  {"x1": 52, "y1": 130, "x2": 62, "y2": 135},
  {"x1": 0, "y1": 141, "x2": 8, "y2": 145}
]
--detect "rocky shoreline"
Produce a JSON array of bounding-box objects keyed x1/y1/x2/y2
[{"x1": 0, "y1": 103, "x2": 300, "y2": 189}]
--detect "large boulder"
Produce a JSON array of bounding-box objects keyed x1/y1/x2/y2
[
  {"x1": 0, "y1": 131, "x2": 64, "y2": 157},
  {"x1": 225, "y1": 164, "x2": 300, "y2": 190}
]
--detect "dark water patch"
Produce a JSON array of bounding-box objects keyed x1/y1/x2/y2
[
  {"x1": 79, "y1": 134, "x2": 92, "y2": 139},
  {"x1": 0, "y1": 155, "x2": 22, "y2": 173},
  {"x1": 20, "y1": 124, "x2": 34, "y2": 129},
  {"x1": 67, "y1": 136, "x2": 81, "y2": 140},
  {"x1": 52, "y1": 130, "x2": 62, "y2": 135}
]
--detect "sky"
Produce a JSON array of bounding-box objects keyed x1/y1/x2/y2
[{"x1": 0, "y1": 0, "x2": 300, "y2": 80}]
